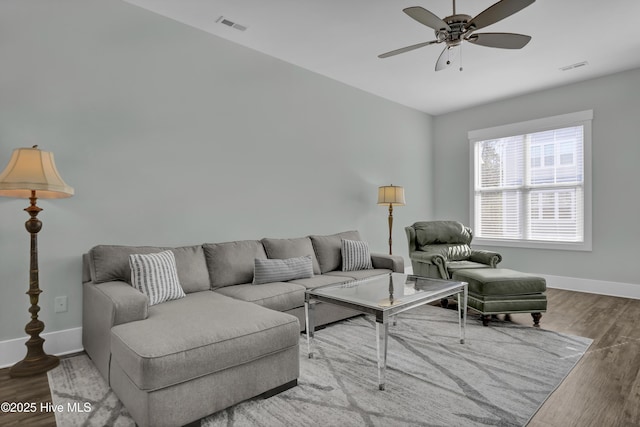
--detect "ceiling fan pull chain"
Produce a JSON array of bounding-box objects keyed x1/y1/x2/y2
[{"x1": 460, "y1": 45, "x2": 464, "y2": 72}]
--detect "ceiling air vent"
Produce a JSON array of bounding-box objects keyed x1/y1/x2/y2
[
  {"x1": 215, "y1": 16, "x2": 247, "y2": 32},
  {"x1": 559, "y1": 61, "x2": 588, "y2": 71}
]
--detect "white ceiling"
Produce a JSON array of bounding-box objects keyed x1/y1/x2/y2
[{"x1": 124, "y1": 0, "x2": 640, "y2": 116}]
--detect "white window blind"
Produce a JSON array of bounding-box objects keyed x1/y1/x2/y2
[{"x1": 469, "y1": 110, "x2": 592, "y2": 251}]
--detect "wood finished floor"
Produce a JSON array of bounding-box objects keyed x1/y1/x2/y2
[{"x1": 1, "y1": 288, "x2": 639, "y2": 426}]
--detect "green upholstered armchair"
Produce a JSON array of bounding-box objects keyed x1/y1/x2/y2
[{"x1": 405, "y1": 221, "x2": 502, "y2": 280}]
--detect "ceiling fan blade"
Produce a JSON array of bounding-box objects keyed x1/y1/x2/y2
[
  {"x1": 404, "y1": 7, "x2": 451, "y2": 31},
  {"x1": 435, "y1": 45, "x2": 459, "y2": 71},
  {"x1": 378, "y1": 40, "x2": 439, "y2": 59},
  {"x1": 466, "y1": 32, "x2": 531, "y2": 49},
  {"x1": 465, "y1": 0, "x2": 535, "y2": 32}
]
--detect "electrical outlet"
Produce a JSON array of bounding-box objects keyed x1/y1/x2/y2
[{"x1": 54, "y1": 296, "x2": 68, "y2": 313}]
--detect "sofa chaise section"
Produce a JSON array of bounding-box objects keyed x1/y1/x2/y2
[{"x1": 109, "y1": 291, "x2": 299, "y2": 427}]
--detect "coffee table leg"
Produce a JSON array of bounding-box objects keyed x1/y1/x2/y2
[
  {"x1": 305, "y1": 299, "x2": 315, "y2": 359},
  {"x1": 376, "y1": 321, "x2": 389, "y2": 391},
  {"x1": 457, "y1": 285, "x2": 468, "y2": 344}
]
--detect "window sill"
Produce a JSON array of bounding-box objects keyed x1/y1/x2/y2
[{"x1": 474, "y1": 237, "x2": 592, "y2": 252}]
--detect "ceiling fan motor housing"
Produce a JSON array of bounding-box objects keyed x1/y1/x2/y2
[{"x1": 439, "y1": 14, "x2": 471, "y2": 47}]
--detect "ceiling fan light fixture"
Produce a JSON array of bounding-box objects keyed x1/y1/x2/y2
[{"x1": 436, "y1": 30, "x2": 448, "y2": 42}]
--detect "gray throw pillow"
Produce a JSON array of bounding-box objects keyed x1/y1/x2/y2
[
  {"x1": 261, "y1": 237, "x2": 321, "y2": 275},
  {"x1": 254, "y1": 255, "x2": 314, "y2": 285},
  {"x1": 129, "y1": 250, "x2": 186, "y2": 306},
  {"x1": 341, "y1": 239, "x2": 373, "y2": 271}
]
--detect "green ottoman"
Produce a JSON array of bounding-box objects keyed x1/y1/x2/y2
[{"x1": 452, "y1": 268, "x2": 547, "y2": 327}]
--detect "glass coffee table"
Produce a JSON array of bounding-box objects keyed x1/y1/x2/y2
[{"x1": 304, "y1": 272, "x2": 467, "y2": 390}]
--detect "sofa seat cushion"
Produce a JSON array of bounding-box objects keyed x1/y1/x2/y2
[
  {"x1": 110, "y1": 291, "x2": 299, "y2": 391},
  {"x1": 324, "y1": 269, "x2": 391, "y2": 281},
  {"x1": 452, "y1": 268, "x2": 547, "y2": 296},
  {"x1": 290, "y1": 274, "x2": 353, "y2": 290},
  {"x1": 215, "y1": 282, "x2": 305, "y2": 312}
]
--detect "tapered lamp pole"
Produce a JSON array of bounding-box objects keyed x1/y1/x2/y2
[
  {"x1": 377, "y1": 185, "x2": 405, "y2": 255},
  {"x1": 0, "y1": 146, "x2": 74, "y2": 377}
]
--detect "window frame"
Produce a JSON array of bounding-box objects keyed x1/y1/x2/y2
[{"x1": 469, "y1": 110, "x2": 593, "y2": 251}]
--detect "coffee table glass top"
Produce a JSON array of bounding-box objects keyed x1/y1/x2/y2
[
  {"x1": 309, "y1": 272, "x2": 465, "y2": 312},
  {"x1": 305, "y1": 272, "x2": 467, "y2": 390}
]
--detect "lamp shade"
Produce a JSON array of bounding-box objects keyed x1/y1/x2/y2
[
  {"x1": 0, "y1": 147, "x2": 74, "y2": 199},
  {"x1": 377, "y1": 185, "x2": 405, "y2": 206}
]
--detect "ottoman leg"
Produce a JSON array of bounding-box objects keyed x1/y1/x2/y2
[
  {"x1": 482, "y1": 315, "x2": 491, "y2": 326},
  {"x1": 531, "y1": 312, "x2": 542, "y2": 327}
]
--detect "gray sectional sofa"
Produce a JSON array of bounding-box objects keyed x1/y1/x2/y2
[{"x1": 82, "y1": 230, "x2": 403, "y2": 427}]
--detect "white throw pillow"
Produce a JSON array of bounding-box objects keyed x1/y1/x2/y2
[
  {"x1": 341, "y1": 239, "x2": 373, "y2": 271},
  {"x1": 254, "y1": 255, "x2": 314, "y2": 284},
  {"x1": 129, "y1": 250, "x2": 186, "y2": 306}
]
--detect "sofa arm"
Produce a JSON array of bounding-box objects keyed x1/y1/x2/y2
[
  {"x1": 370, "y1": 253, "x2": 405, "y2": 273},
  {"x1": 469, "y1": 250, "x2": 502, "y2": 267},
  {"x1": 82, "y1": 280, "x2": 148, "y2": 381}
]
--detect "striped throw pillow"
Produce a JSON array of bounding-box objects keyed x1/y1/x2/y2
[
  {"x1": 254, "y1": 255, "x2": 314, "y2": 285},
  {"x1": 129, "y1": 250, "x2": 186, "y2": 306},
  {"x1": 341, "y1": 239, "x2": 373, "y2": 271}
]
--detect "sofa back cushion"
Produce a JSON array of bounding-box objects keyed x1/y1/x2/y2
[
  {"x1": 261, "y1": 237, "x2": 321, "y2": 275},
  {"x1": 203, "y1": 240, "x2": 267, "y2": 290},
  {"x1": 310, "y1": 230, "x2": 361, "y2": 273},
  {"x1": 88, "y1": 245, "x2": 210, "y2": 293},
  {"x1": 414, "y1": 221, "x2": 472, "y2": 247}
]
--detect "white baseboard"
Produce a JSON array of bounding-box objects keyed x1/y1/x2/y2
[
  {"x1": 537, "y1": 274, "x2": 640, "y2": 300},
  {"x1": 0, "y1": 327, "x2": 83, "y2": 369}
]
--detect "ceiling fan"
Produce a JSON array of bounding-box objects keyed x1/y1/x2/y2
[{"x1": 378, "y1": 0, "x2": 535, "y2": 71}]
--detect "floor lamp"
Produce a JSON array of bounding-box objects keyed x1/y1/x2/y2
[
  {"x1": 377, "y1": 185, "x2": 405, "y2": 255},
  {"x1": 0, "y1": 146, "x2": 74, "y2": 377}
]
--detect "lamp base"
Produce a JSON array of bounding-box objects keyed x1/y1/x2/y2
[{"x1": 9, "y1": 353, "x2": 59, "y2": 377}]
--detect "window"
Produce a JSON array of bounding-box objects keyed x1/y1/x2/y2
[{"x1": 469, "y1": 110, "x2": 592, "y2": 251}]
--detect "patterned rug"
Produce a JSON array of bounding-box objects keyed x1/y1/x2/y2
[{"x1": 48, "y1": 306, "x2": 592, "y2": 426}]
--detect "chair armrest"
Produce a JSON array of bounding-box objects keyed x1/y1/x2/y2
[
  {"x1": 371, "y1": 253, "x2": 405, "y2": 273},
  {"x1": 409, "y1": 250, "x2": 444, "y2": 264},
  {"x1": 409, "y1": 250, "x2": 448, "y2": 278},
  {"x1": 469, "y1": 250, "x2": 502, "y2": 267}
]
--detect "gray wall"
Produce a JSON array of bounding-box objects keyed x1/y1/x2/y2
[
  {"x1": 433, "y1": 68, "x2": 640, "y2": 285},
  {"x1": 0, "y1": 0, "x2": 434, "y2": 341}
]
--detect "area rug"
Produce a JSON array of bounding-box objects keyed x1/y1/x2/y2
[{"x1": 48, "y1": 306, "x2": 592, "y2": 426}]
